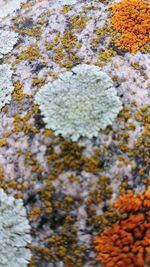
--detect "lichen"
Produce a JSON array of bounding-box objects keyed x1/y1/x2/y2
[
  {"x1": 34, "y1": 64, "x2": 122, "y2": 141},
  {"x1": 0, "y1": 0, "x2": 23, "y2": 19},
  {"x1": 0, "y1": 64, "x2": 14, "y2": 110},
  {"x1": 0, "y1": 30, "x2": 18, "y2": 59},
  {"x1": 59, "y1": 0, "x2": 78, "y2": 5},
  {"x1": 110, "y1": 0, "x2": 150, "y2": 54},
  {"x1": 0, "y1": 188, "x2": 32, "y2": 267},
  {"x1": 94, "y1": 187, "x2": 150, "y2": 267}
]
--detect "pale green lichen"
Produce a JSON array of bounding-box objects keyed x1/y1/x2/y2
[
  {"x1": 0, "y1": 30, "x2": 18, "y2": 59},
  {"x1": 0, "y1": 64, "x2": 14, "y2": 110},
  {"x1": 0, "y1": 189, "x2": 32, "y2": 267},
  {"x1": 59, "y1": 0, "x2": 77, "y2": 5},
  {"x1": 0, "y1": 0, "x2": 23, "y2": 19},
  {"x1": 35, "y1": 64, "x2": 122, "y2": 141}
]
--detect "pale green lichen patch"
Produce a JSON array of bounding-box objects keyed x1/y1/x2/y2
[
  {"x1": 0, "y1": 64, "x2": 14, "y2": 110},
  {"x1": 0, "y1": 0, "x2": 23, "y2": 19},
  {"x1": 0, "y1": 188, "x2": 32, "y2": 267},
  {"x1": 58, "y1": 0, "x2": 78, "y2": 5},
  {"x1": 0, "y1": 30, "x2": 18, "y2": 59},
  {"x1": 35, "y1": 64, "x2": 122, "y2": 141}
]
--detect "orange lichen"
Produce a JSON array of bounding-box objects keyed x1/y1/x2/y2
[
  {"x1": 94, "y1": 187, "x2": 150, "y2": 267},
  {"x1": 110, "y1": 0, "x2": 150, "y2": 53},
  {"x1": 114, "y1": 191, "x2": 142, "y2": 213}
]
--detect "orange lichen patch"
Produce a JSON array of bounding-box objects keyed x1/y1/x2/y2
[
  {"x1": 110, "y1": 0, "x2": 150, "y2": 53},
  {"x1": 143, "y1": 187, "x2": 150, "y2": 208},
  {"x1": 145, "y1": 178, "x2": 150, "y2": 186},
  {"x1": 114, "y1": 191, "x2": 142, "y2": 213},
  {"x1": 93, "y1": 187, "x2": 150, "y2": 267}
]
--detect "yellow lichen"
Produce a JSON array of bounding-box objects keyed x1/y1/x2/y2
[
  {"x1": 12, "y1": 82, "x2": 27, "y2": 101},
  {"x1": 98, "y1": 49, "x2": 116, "y2": 63},
  {"x1": 0, "y1": 140, "x2": 6, "y2": 147},
  {"x1": 70, "y1": 15, "x2": 87, "y2": 32}
]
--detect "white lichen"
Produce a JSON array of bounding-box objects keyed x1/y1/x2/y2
[
  {"x1": 0, "y1": 189, "x2": 32, "y2": 267},
  {"x1": 0, "y1": 0, "x2": 23, "y2": 19},
  {"x1": 0, "y1": 64, "x2": 14, "y2": 110},
  {"x1": 35, "y1": 64, "x2": 122, "y2": 141},
  {"x1": 58, "y1": 0, "x2": 78, "y2": 5},
  {"x1": 0, "y1": 30, "x2": 18, "y2": 58}
]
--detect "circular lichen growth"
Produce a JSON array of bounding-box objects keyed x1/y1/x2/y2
[{"x1": 34, "y1": 64, "x2": 122, "y2": 141}]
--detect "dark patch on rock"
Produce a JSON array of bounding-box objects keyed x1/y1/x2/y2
[
  {"x1": 34, "y1": 113, "x2": 46, "y2": 129},
  {"x1": 38, "y1": 215, "x2": 49, "y2": 228},
  {"x1": 109, "y1": 42, "x2": 128, "y2": 56},
  {"x1": 20, "y1": 18, "x2": 34, "y2": 30},
  {"x1": 34, "y1": 64, "x2": 46, "y2": 72}
]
